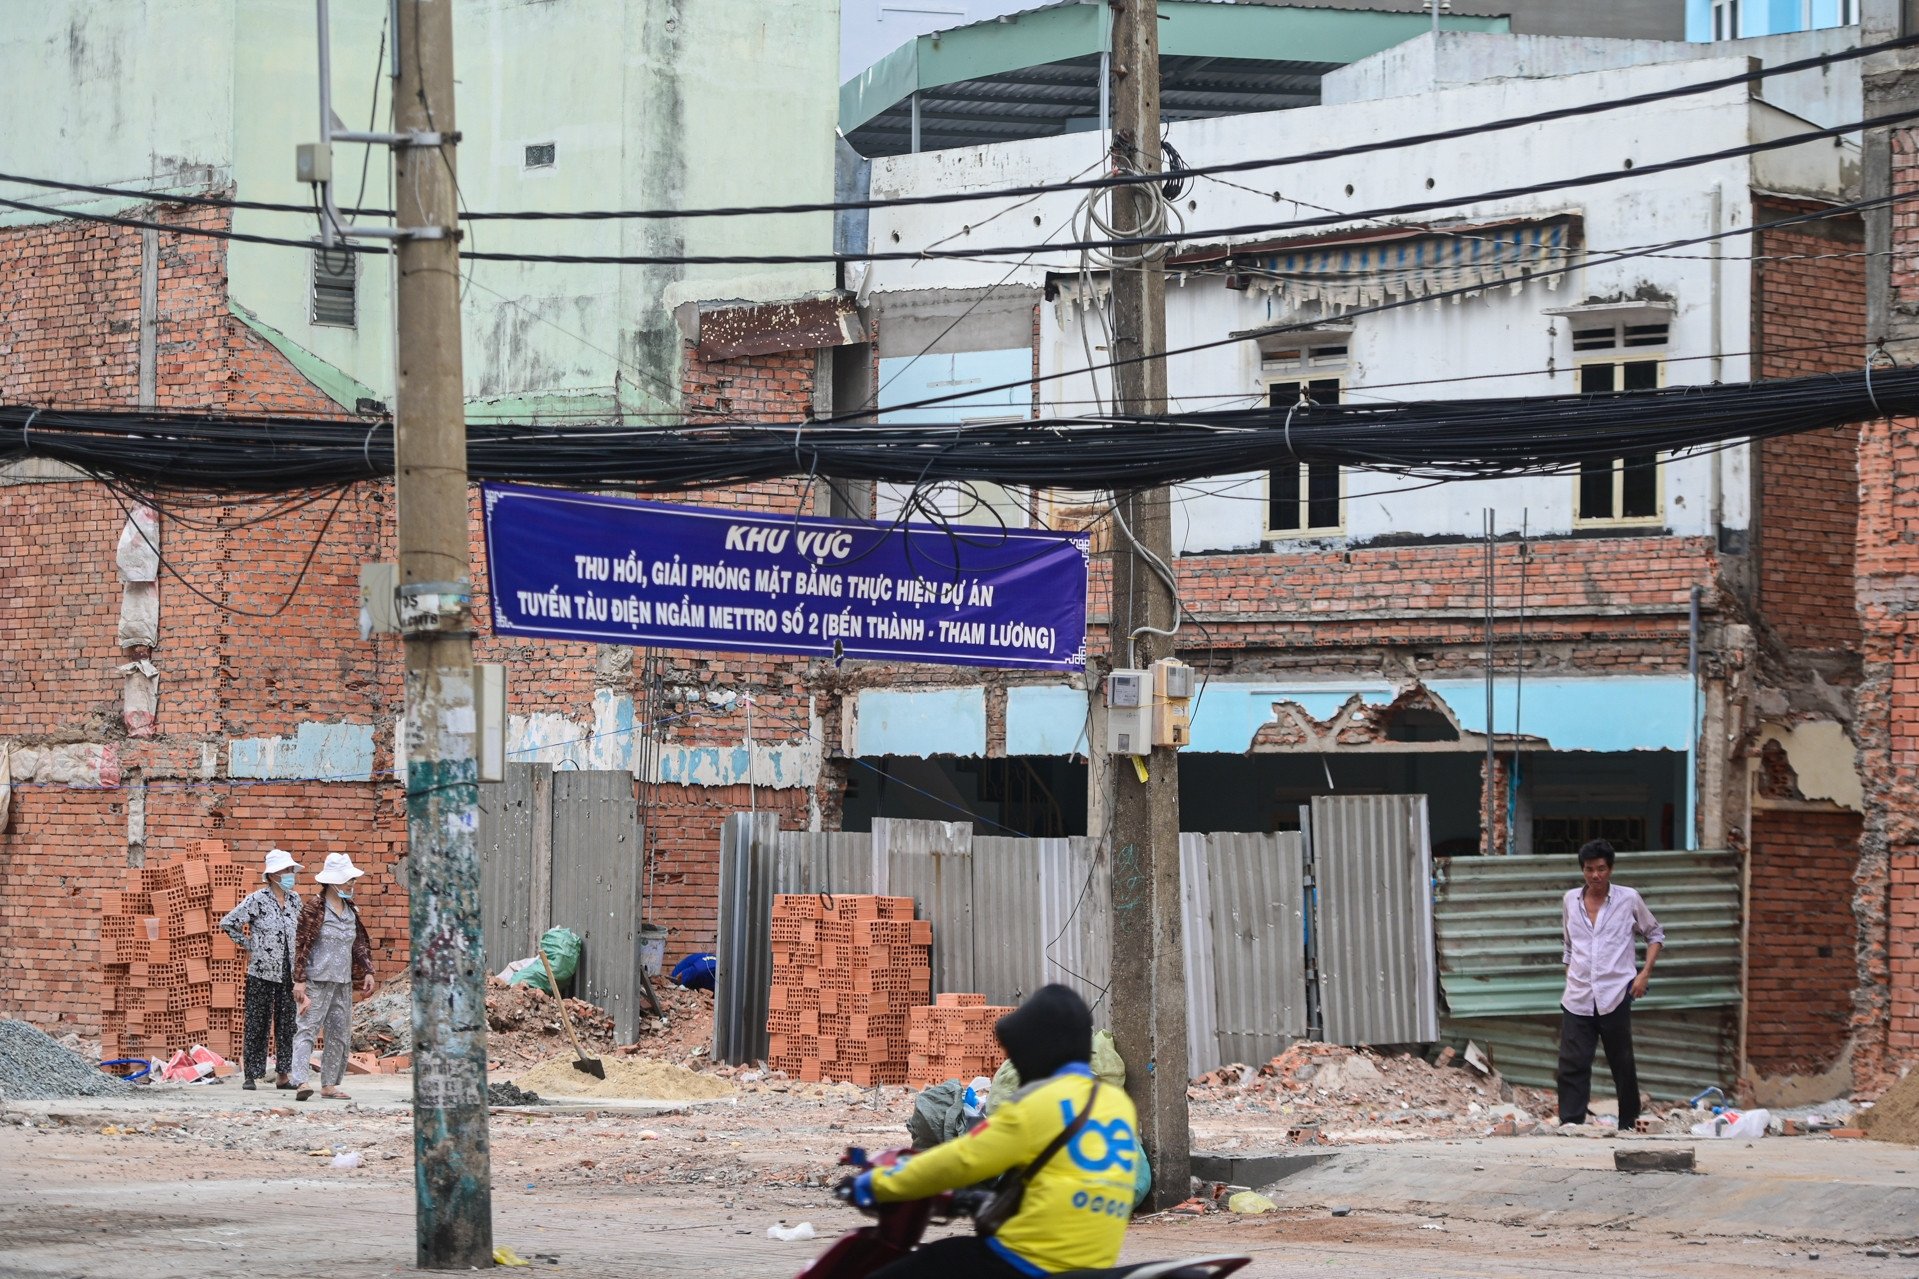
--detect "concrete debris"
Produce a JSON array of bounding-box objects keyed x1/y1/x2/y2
[
  {"x1": 0, "y1": 1020, "x2": 137, "y2": 1102},
  {"x1": 1188, "y1": 1040, "x2": 1552, "y2": 1143},
  {"x1": 487, "y1": 1081, "x2": 543, "y2": 1106},
  {"x1": 1614, "y1": 1147, "x2": 1697, "y2": 1174}
]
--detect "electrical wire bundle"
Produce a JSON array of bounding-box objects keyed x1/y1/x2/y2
[{"x1": 5, "y1": 365, "x2": 1913, "y2": 504}]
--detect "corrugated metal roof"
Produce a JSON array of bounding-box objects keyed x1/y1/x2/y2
[{"x1": 1435, "y1": 849, "x2": 1741, "y2": 1018}]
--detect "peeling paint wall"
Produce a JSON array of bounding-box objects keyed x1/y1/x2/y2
[
  {"x1": 853, "y1": 688, "x2": 988, "y2": 758},
  {"x1": 229, "y1": 722, "x2": 377, "y2": 782}
]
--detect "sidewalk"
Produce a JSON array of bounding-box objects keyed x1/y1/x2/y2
[{"x1": 1268, "y1": 1132, "x2": 1919, "y2": 1246}]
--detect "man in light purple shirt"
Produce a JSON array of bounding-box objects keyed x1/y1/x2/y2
[{"x1": 1557, "y1": 839, "x2": 1665, "y2": 1132}]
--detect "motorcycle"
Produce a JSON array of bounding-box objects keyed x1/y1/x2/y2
[{"x1": 797, "y1": 1147, "x2": 1251, "y2": 1279}]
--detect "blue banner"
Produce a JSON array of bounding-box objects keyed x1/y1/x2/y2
[{"x1": 482, "y1": 484, "x2": 1089, "y2": 671}]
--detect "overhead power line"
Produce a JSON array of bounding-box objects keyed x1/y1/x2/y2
[
  {"x1": 0, "y1": 105, "x2": 1907, "y2": 269},
  {"x1": 6, "y1": 366, "x2": 1915, "y2": 501},
  {"x1": 2, "y1": 31, "x2": 1912, "y2": 227}
]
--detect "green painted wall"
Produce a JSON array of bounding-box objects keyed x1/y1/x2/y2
[{"x1": 8, "y1": 0, "x2": 839, "y2": 417}]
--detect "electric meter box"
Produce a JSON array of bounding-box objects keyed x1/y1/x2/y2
[
  {"x1": 1152, "y1": 658, "x2": 1195, "y2": 701},
  {"x1": 1106, "y1": 669, "x2": 1145, "y2": 708},
  {"x1": 1106, "y1": 705, "x2": 1151, "y2": 757},
  {"x1": 1152, "y1": 703, "x2": 1192, "y2": 748}
]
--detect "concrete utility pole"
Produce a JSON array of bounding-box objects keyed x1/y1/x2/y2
[
  {"x1": 1104, "y1": 0, "x2": 1192, "y2": 1212},
  {"x1": 391, "y1": 1, "x2": 493, "y2": 1267}
]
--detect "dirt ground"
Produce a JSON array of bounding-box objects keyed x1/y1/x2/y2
[{"x1": 3, "y1": 1076, "x2": 1916, "y2": 1279}]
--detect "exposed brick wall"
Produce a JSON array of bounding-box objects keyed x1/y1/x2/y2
[
  {"x1": 1088, "y1": 536, "x2": 1716, "y2": 656},
  {"x1": 1, "y1": 213, "x2": 840, "y2": 1032},
  {"x1": 1747, "y1": 808, "x2": 1864, "y2": 1077},
  {"x1": 1851, "y1": 128, "x2": 1919, "y2": 1085},
  {"x1": 1753, "y1": 199, "x2": 1866, "y2": 654}
]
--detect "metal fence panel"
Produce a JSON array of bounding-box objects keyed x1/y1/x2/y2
[
  {"x1": 1443, "y1": 1009, "x2": 1736, "y2": 1099},
  {"x1": 876, "y1": 819, "x2": 976, "y2": 995},
  {"x1": 1435, "y1": 850, "x2": 1741, "y2": 1017},
  {"x1": 476, "y1": 764, "x2": 544, "y2": 973},
  {"x1": 549, "y1": 770, "x2": 643, "y2": 1042},
  {"x1": 715, "y1": 813, "x2": 783, "y2": 1063},
  {"x1": 971, "y1": 836, "x2": 1046, "y2": 1007},
  {"x1": 1039, "y1": 836, "x2": 1110, "y2": 1023},
  {"x1": 1206, "y1": 831, "x2": 1309, "y2": 1065},
  {"x1": 1178, "y1": 835, "x2": 1220, "y2": 1075},
  {"x1": 1313, "y1": 795, "x2": 1440, "y2": 1045}
]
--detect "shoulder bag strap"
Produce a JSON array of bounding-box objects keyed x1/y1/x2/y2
[{"x1": 1012, "y1": 1079, "x2": 1100, "y2": 1189}]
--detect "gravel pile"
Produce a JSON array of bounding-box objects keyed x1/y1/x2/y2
[
  {"x1": 487, "y1": 1081, "x2": 541, "y2": 1106},
  {"x1": 0, "y1": 1019, "x2": 136, "y2": 1102}
]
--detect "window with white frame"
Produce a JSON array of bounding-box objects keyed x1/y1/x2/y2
[
  {"x1": 1713, "y1": 0, "x2": 1741, "y2": 39},
  {"x1": 1262, "y1": 343, "x2": 1346, "y2": 536},
  {"x1": 1572, "y1": 319, "x2": 1667, "y2": 525}
]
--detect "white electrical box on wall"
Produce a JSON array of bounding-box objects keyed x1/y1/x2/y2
[
  {"x1": 1107, "y1": 705, "x2": 1151, "y2": 757},
  {"x1": 1106, "y1": 669, "x2": 1145, "y2": 708}
]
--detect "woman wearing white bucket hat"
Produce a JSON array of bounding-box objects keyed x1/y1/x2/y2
[
  {"x1": 217, "y1": 848, "x2": 304, "y2": 1091},
  {"x1": 289, "y1": 852, "x2": 375, "y2": 1101}
]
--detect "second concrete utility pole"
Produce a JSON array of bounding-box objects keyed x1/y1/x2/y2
[
  {"x1": 1104, "y1": 0, "x2": 1192, "y2": 1212},
  {"x1": 390, "y1": 0, "x2": 494, "y2": 1267}
]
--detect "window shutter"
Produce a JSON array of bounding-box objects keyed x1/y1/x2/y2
[{"x1": 312, "y1": 247, "x2": 356, "y2": 328}]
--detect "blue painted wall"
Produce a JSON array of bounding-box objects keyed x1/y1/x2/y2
[
  {"x1": 856, "y1": 687, "x2": 988, "y2": 757},
  {"x1": 1006, "y1": 684, "x2": 1090, "y2": 756},
  {"x1": 1687, "y1": 0, "x2": 1854, "y2": 41},
  {"x1": 877, "y1": 348, "x2": 1032, "y2": 425}
]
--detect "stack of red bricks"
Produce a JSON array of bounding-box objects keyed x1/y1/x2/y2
[
  {"x1": 907, "y1": 993, "x2": 1013, "y2": 1087},
  {"x1": 766, "y1": 894, "x2": 931, "y2": 1085},
  {"x1": 98, "y1": 840, "x2": 250, "y2": 1062}
]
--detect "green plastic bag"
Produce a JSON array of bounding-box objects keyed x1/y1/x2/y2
[
  {"x1": 508, "y1": 927, "x2": 583, "y2": 995},
  {"x1": 985, "y1": 1029, "x2": 1127, "y2": 1113}
]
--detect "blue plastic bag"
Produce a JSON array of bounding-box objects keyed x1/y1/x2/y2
[{"x1": 671, "y1": 952, "x2": 717, "y2": 991}]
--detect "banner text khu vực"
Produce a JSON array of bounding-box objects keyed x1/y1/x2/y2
[{"x1": 482, "y1": 484, "x2": 1089, "y2": 671}]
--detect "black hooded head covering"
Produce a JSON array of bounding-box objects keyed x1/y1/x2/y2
[{"x1": 995, "y1": 984, "x2": 1094, "y2": 1083}]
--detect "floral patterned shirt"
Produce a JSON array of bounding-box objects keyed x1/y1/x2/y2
[{"x1": 219, "y1": 885, "x2": 304, "y2": 983}]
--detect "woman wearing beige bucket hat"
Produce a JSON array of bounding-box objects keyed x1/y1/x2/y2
[
  {"x1": 289, "y1": 852, "x2": 375, "y2": 1101},
  {"x1": 218, "y1": 848, "x2": 304, "y2": 1091}
]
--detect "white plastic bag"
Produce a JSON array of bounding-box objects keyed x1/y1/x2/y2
[
  {"x1": 767, "y1": 1222, "x2": 816, "y2": 1242},
  {"x1": 1690, "y1": 1108, "x2": 1769, "y2": 1139}
]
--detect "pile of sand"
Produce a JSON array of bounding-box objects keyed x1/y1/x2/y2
[
  {"x1": 1861, "y1": 1070, "x2": 1919, "y2": 1145},
  {"x1": 512, "y1": 1054, "x2": 735, "y2": 1102}
]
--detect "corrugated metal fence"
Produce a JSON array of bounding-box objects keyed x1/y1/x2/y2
[
  {"x1": 716, "y1": 800, "x2": 1437, "y2": 1071},
  {"x1": 1434, "y1": 849, "x2": 1741, "y2": 1098},
  {"x1": 477, "y1": 765, "x2": 649, "y2": 1042}
]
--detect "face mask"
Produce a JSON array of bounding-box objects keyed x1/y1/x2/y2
[
  {"x1": 336, "y1": 886, "x2": 355, "y2": 900},
  {"x1": 276, "y1": 874, "x2": 296, "y2": 891}
]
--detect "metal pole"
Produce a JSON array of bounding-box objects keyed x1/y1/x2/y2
[
  {"x1": 1105, "y1": 0, "x2": 1190, "y2": 1213},
  {"x1": 1483, "y1": 509, "x2": 1496, "y2": 854},
  {"x1": 391, "y1": 1, "x2": 493, "y2": 1267}
]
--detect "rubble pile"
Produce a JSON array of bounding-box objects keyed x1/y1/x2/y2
[
  {"x1": 907, "y1": 993, "x2": 1010, "y2": 1087},
  {"x1": 96, "y1": 840, "x2": 251, "y2": 1061},
  {"x1": 353, "y1": 975, "x2": 621, "y2": 1067},
  {"x1": 486, "y1": 977, "x2": 617, "y2": 1066},
  {"x1": 767, "y1": 893, "x2": 931, "y2": 1085},
  {"x1": 1861, "y1": 1069, "x2": 1919, "y2": 1145},
  {"x1": 0, "y1": 1019, "x2": 135, "y2": 1101},
  {"x1": 1188, "y1": 1041, "x2": 1552, "y2": 1141},
  {"x1": 616, "y1": 977, "x2": 715, "y2": 1061}
]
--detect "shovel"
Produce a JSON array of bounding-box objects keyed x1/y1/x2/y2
[{"x1": 538, "y1": 949, "x2": 605, "y2": 1079}]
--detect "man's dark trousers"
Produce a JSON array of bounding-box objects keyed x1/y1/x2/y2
[{"x1": 1557, "y1": 994, "x2": 1640, "y2": 1130}]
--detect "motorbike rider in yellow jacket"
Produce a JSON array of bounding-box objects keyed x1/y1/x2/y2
[{"x1": 848, "y1": 985, "x2": 1142, "y2": 1278}]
